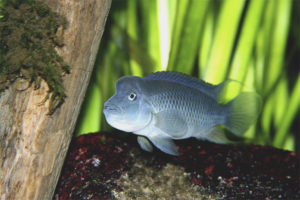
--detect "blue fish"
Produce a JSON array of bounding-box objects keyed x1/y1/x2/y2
[{"x1": 103, "y1": 72, "x2": 262, "y2": 155}]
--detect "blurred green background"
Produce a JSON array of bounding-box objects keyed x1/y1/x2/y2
[{"x1": 76, "y1": 0, "x2": 300, "y2": 153}]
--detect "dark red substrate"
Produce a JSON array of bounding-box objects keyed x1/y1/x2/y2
[{"x1": 54, "y1": 132, "x2": 300, "y2": 200}]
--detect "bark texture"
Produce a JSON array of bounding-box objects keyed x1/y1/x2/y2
[{"x1": 0, "y1": 0, "x2": 111, "y2": 199}]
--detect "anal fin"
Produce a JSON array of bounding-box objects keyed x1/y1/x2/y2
[{"x1": 205, "y1": 126, "x2": 235, "y2": 144}]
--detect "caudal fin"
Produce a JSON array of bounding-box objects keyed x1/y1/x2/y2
[{"x1": 225, "y1": 92, "x2": 262, "y2": 136}]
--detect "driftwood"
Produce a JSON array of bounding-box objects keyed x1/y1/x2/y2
[{"x1": 0, "y1": 0, "x2": 111, "y2": 199}]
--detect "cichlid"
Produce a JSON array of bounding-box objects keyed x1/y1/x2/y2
[{"x1": 103, "y1": 71, "x2": 262, "y2": 155}]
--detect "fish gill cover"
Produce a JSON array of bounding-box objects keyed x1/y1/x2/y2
[{"x1": 0, "y1": 0, "x2": 69, "y2": 113}]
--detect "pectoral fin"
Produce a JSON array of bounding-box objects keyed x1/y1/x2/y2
[
  {"x1": 137, "y1": 136, "x2": 153, "y2": 152},
  {"x1": 154, "y1": 110, "x2": 187, "y2": 138},
  {"x1": 148, "y1": 136, "x2": 179, "y2": 156}
]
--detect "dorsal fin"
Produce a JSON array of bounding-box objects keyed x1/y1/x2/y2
[{"x1": 144, "y1": 71, "x2": 226, "y2": 101}]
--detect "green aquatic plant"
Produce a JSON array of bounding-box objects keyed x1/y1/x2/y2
[
  {"x1": 0, "y1": 0, "x2": 69, "y2": 113},
  {"x1": 76, "y1": 0, "x2": 299, "y2": 153}
]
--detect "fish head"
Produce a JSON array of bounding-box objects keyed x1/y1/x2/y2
[{"x1": 103, "y1": 76, "x2": 152, "y2": 132}]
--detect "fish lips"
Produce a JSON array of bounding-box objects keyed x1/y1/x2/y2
[
  {"x1": 103, "y1": 103, "x2": 122, "y2": 117},
  {"x1": 103, "y1": 103, "x2": 130, "y2": 131}
]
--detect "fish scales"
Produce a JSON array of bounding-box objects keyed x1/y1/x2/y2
[{"x1": 147, "y1": 80, "x2": 225, "y2": 132}]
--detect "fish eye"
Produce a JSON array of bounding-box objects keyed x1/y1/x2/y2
[{"x1": 128, "y1": 92, "x2": 137, "y2": 101}]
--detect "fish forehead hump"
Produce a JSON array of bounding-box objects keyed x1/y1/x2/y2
[{"x1": 116, "y1": 76, "x2": 144, "y2": 92}]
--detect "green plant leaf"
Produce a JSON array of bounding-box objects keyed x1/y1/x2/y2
[
  {"x1": 168, "y1": 0, "x2": 209, "y2": 75},
  {"x1": 229, "y1": 0, "x2": 266, "y2": 83},
  {"x1": 127, "y1": 0, "x2": 143, "y2": 76},
  {"x1": 203, "y1": 0, "x2": 246, "y2": 83},
  {"x1": 264, "y1": 0, "x2": 292, "y2": 94},
  {"x1": 274, "y1": 73, "x2": 300, "y2": 148}
]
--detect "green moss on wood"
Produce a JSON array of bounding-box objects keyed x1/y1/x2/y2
[{"x1": 0, "y1": 0, "x2": 70, "y2": 114}]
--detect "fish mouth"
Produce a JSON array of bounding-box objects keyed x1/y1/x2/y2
[{"x1": 103, "y1": 104, "x2": 122, "y2": 115}]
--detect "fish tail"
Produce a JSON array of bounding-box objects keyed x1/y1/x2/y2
[{"x1": 224, "y1": 92, "x2": 262, "y2": 136}]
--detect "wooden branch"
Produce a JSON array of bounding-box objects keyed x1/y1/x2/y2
[{"x1": 0, "y1": 0, "x2": 112, "y2": 199}]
